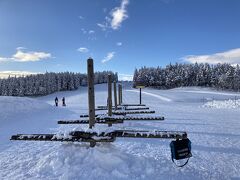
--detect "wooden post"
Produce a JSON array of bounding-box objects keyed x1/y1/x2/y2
[
  {"x1": 118, "y1": 84, "x2": 121, "y2": 105},
  {"x1": 108, "y1": 74, "x2": 112, "y2": 117},
  {"x1": 140, "y1": 88, "x2": 142, "y2": 105},
  {"x1": 114, "y1": 81, "x2": 118, "y2": 110},
  {"x1": 120, "y1": 84, "x2": 123, "y2": 104},
  {"x1": 87, "y1": 58, "x2": 95, "y2": 129}
]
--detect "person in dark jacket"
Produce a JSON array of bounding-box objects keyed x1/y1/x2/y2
[
  {"x1": 62, "y1": 97, "x2": 66, "y2": 106},
  {"x1": 55, "y1": 97, "x2": 58, "y2": 106}
]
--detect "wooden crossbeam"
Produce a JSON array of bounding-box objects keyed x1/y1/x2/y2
[
  {"x1": 113, "y1": 110, "x2": 155, "y2": 115},
  {"x1": 10, "y1": 133, "x2": 115, "y2": 143},
  {"x1": 125, "y1": 107, "x2": 149, "y2": 111},
  {"x1": 80, "y1": 114, "x2": 104, "y2": 118},
  {"x1": 97, "y1": 104, "x2": 147, "y2": 109},
  {"x1": 80, "y1": 110, "x2": 155, "y2": 117},
  {"x1": 95, "y1": 107, "x2": 150, "y2": 111},
  {"x1": 58, "y1": 116, "x2": 164, "y2": 124},
  {"x1": 121, "y1": 104, "x2": 146, "y2": 107},
  {"x1": 11, "y1": 130, "x2": 187, "y2": 144},
  {"x1": 96, "y1": 116, "x2": 164, "y2": 121},
  {"x1": 95, "y1": 107, "x2": 122, "y2": 111},
  {"x1": 58, "y1": 119, "x2": 124, "y2": 124},
  {"x1": 110, "y1": 130, "x2": 187, "y2": 139}
]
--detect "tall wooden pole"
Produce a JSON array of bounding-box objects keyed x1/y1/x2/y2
[
  {"x1": 87, "y1": 58, "x2": 95, "y2": 129},
  {"x1": 113, "y1": 81, "x2": 118, "y2": 110},
  {"x1": 118, "y1": 84, "x2": 121, "y2": 105},
  {"x1": 120, "y1": 84, "x2": 123, "y2": 104},
  {"x1": 107, "y1": 74, "x2": 112, "y2": 117},
  {"x1": 140, "y1": 88, "x2": 142, "y2": 105}
]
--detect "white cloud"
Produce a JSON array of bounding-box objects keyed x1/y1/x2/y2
[
  {"x1": 116, "y1": 42, "x2": 122, "y2": 46},
  {"x1": 110, "y1": 0, "x2": 129, "y2": 30},
  {"x1": 0, "y1": 57, "x2": 10, "y2": 62},
  {"x1": 97, "y1": 0, "x2": 129, "y2": 31},
  {"x1": 88, "y1": 30, "x2": 95, "y2": 34},
  {"x1": 77, "y1": 47, "x2": 89, "y2": 53},
  {"x1": 0, "y1": 47, "x2": 52, "y2": 63},
  {"x1": 97, "y1": 22, "x2": 108, "y2": 31},
  {"x1": 118, "y1": 73, "x2": 133, "y2": 81},
  {"x1": 0, "y1": 71, "x2": 40, "y2": 78},
  {"x1": 13, "y1": 48, "x2": 51, "y2": 62},
  {"x1": 102, "y1": 52, "x2": 115, "y2": 63},
  {"x1": 78, "y1": 16, "x2": 84, "y2": 20},
  {"x1": 81, "y1": 28, "x2": 87, "y2": 34},
  {"x1": 182, "y1": 48, "x2": 240, "y2": 65}
]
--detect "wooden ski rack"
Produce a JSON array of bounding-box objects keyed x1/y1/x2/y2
[
  {"x1": 80, "y1": 110, "x2": 156, "y2": 118},
  {"x1": 96, "y1": 116, "x2": 164, "y2": 121},
  {"x1": 11, "y1": 130, "x2": 187, "y2": 147},
  {"x1": 121, "y1": 104, "x2": 146, "y2": 107},
  {"x1": 58, "y1": 119, "x2": 124, "y2": 124},
  {"x1": 58, "y1": 115, "x2": 164, "y2": 124},
  {"x1": 95, "y1": 107, "x2": 150, "y2": 111},
  {"x1": 97, "y1": 104, "x2": 146, "y2": 109},
  {"x1": 95, "y1": 107, "x2": 122, "y2": 111},
  {"x1": 125, "y1": 107, "x2": 149, "y2": 110},
  {"x1": 80, "y1": 114, "x2": 104, "y2": 118},
  {"x1": 10, "y1": 58, "x2": 192, "y2": 165},
  {"x1": 112, "y1": 110, "x2": 155, "y2": 115}
]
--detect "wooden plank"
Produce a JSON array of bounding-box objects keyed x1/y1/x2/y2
[
  {"x1": 70, "y1": 130, "x2": 187, "y2": 139},
  {"x1": 96, "y1": 104, "x2": 147, "y2": 108},
  {"x1": 58, "y1": 119, "x2": 124, "y2": 124},
  {"x1": 109, "y1": 130, "x2": 187, "y2": 139},
  {"x1": 10, "y1": 133, "x2": 115, "y2": 143},
  {"x1": 95, "y1": 107, "x2": 149, "y2": 111},
  {"x1": 95, "y1": 107, "x2": 122, "y2": 111},
  {"x1": 58, "y1": 116, "x2": 164, "y2": 124},
  {"x1": 10, "y1": 130, "x2": 187, "y2": 144},
  {"x1": 87, "y1": 58, "x2": 95, "y2": 128},
  {"x1": 112, "y1": 110, "x2": 155, "y2": 115},
  {"x1": 121, "y1": 104, "x2": 146, "y2": 107},
  {"x1": 80, "y1": 114, "x2": 104, "y2": 118},
  {"x1": 125, "y1": 107, "x2": 149, "y2": 111},
  {"x1": 96, "y1": 116, "x2": 164, "y2": 121}
]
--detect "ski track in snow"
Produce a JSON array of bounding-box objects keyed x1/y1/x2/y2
[
  {"x1": 0, "y1": 84, "x2": 240, "y2": 180},
  {"x1": 126, "y1": 90, "x2": 172, "y2": 102}
]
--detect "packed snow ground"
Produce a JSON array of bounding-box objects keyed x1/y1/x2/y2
[{"x1": 0, "y1": 84, "x2": 240, "y2": 180}]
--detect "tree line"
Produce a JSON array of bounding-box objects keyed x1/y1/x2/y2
[
  {"x1": 133, "y1": 63, "x2": 240, "y2": 91},
  {"x1": 0, "y1": 71, "x2": 118, "y2": 96}
]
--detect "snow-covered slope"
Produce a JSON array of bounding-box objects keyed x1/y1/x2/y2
[{"x1": 0, "y1": 84, "x2": 240, "y2": 180}]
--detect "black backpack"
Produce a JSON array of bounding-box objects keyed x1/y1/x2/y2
[{"x1": 170, "y1": 138, "x2": 192, "y2": 167}]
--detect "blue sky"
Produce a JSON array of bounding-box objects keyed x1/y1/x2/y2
[{"x1": 0, "y1": 0, "x2": 240, "y2": 80}]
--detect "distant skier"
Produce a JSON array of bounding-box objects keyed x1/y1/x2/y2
[
  {"x1": 55, "y1": 97, "x2": 58, "y2": 107},
  {"x1": 62, "y1": 97, "x2": 66, "y2": 106}
]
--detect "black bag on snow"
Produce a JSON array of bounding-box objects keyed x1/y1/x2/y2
[{"x1": 170, "y1": 138, "x2": 192, "y2": 167}]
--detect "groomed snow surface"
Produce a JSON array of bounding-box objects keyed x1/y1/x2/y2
[{"x1": 0, "y1": 84, "x2": 240, "y2": 180}]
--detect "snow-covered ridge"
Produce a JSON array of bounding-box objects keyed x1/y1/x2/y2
[
  {"x1": 203, "y1": 99, "x2": 240, "y2": 109},
  {"x1": 0, "y1": 96, "x2": 53, "y2": 122}
]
